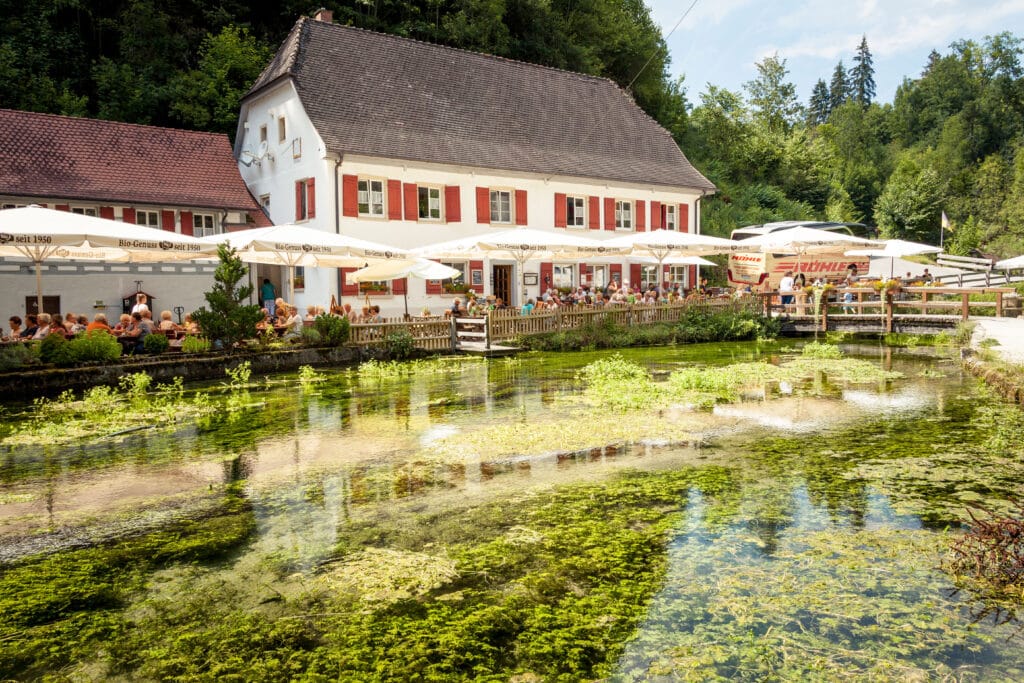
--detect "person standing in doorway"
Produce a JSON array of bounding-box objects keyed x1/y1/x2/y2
[{"x1": 261, "y1": 278, "x2": 277, "y2": 318}]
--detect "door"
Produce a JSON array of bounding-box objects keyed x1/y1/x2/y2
[{"x1": 493, "y1": 264, "x2": 512, "y2": 306}]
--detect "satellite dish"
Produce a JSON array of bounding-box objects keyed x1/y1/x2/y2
[{"x1": 257, "y1": 140, "x2": 269, "y2": 159}]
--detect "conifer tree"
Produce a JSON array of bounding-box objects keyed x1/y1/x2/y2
[
  {"x1": 191, "y1": 244, "x2": 264, "y2": 349},
  {"x1": 830, "y1": 60, "x2": 850, "y2": 110},
  {"x1": 851, "y1": 35, "x2": 876, "y2": 106},
  {"x1": 807, "y1": 79, "x2": 831, "y2": 125}
]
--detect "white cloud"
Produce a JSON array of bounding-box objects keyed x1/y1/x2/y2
[{"x1": 646, "y1": 0, "x2": 754, "y2": 34}]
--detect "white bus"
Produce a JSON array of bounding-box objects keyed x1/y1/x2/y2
[{"x1": 727, "y1": 221, "x2": 873, "y2": 290}]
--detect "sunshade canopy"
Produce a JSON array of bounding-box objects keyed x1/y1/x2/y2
[
  {"x1": 736, "y1": 226, "x2": 882, "y2": 254},
  {"x1": 845, "y1": 238, "x2": 942, "y2": 258},
  {"x1": 346, "y1": 258, "x2": 460, "y2": 284},
  {"x1": 199, "y1": 224, "x2": 407, "y2": 268}
]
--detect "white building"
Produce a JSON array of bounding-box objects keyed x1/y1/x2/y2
[
  {"x1": 236, "y1": 9, "x2": 715, "y2": 314},
  {"x1": 0, "y1": 109, "x2": 269, "y2": 319}
]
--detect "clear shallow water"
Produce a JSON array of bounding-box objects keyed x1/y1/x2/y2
[{"x1": 1, "y1": 342, "x2": 1023, "y2": 680}]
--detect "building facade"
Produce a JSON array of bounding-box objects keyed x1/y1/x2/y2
[
  {"x1": 0, "y1": 109, "x2": 268, "y2": 318},
  {"x1": 236, "y1": 10, "x2": 715, "y2": 314}
]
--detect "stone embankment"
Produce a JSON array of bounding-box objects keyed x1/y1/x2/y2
[{"x1": 964, "y1": 317, "x2": 1024, "y2": 405}]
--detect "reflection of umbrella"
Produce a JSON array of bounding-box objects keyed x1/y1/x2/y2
[
  {"x1": 0, "y1": 205, "x2": 215, "y2": 314},
  {"x1": 603, "y1": 229, "x2": 741, "y2": 291},
  {"x1": 846, "y1": 238, "x2": 942, "y2": 278},
  {"x1": 996, "y1": 254, "x2": 1024, "y2": 270},
  {"x1": 347, "y1": 258, "x2": 460, "y2": 317},
  {"x1": 200, "y1": 224, "x2": 407, "y2": 301},
  {"x1": 411, "y1": 228, "x2": 623, "y2": 303}
]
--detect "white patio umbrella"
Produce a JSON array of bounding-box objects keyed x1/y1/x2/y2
[
  {"x1": 996, "y1": 254, "x2": 1024, "y2": 270},
  {"x1": 200, "y1": 224, "x2": 408, "y2": 301},
  {"x1": 0, "y1": 205, "x2": 216, "y2": 314},
  {"x1": 602, "y1": 229, "x2": 741, "y2": 290},
  {"x1": 845, "y1": 238, "x2": 942, "y2": 278},
  {"x1": 736, "y1": 226, "x2": 882, "y2": 276},
  {"x1": 410, "y1": 227, "x2": 624, "y2": 303},
  {"x1": 346, "y1": 258, "x2": 461, "y2": 317}
]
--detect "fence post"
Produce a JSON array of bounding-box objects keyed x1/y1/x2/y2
[
  {"x1": 885, "y1": 294, "x2": 894, "y2": 333},
  {"x1": 450, "y1": 316, "x2": 458, "y2": 351},
  {"x1": 485, "y1": 314, "x2": 491, "y2": 350},
  {"x1": 996, "y1": 291, "x2": 1004, "y2": 317},
  {"x1": 961, "y1": 292, "x2": 970, "y2": 320}
]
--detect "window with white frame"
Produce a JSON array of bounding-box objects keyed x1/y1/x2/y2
[
  {"x1": 490, "y1": 189, "x2": 512, "y2": 224},
  {"x1": 136, "y1": 210, "x2": 159, "y2": 227},
  {"x1": 357, "y1": 178, "x2": 385, "y2": 217},
  {"x1": 565, "y1": 195, "x2": 585, "y2": 228},
  {"x1": 440, "y1": 261, "x2": 467, "y2": 292},
  {"x1": 591, "y1": 265, "x2": 608, "y2": 289},
  {"x1": 552, "y1": 264, "x2": 575, "y2": 290},
  {"x1": 615, "y1": 200, "x2": 633, "y2": 230},
  {"x1": 192, "y1": 213, "x2": 218, "y2": 237},
  {"x1": 418, "y1": 186, "x2": 442, "y2": 221},
  {"x1": 640, "y1": 265, "x2": 659, "y2": 288},
  {"x1": 669, "y1": 265, "x2": 689, "y2": 286},
  {"x1": 663, "y1": 204, "x2": 677, "y2": 230},
  {"x1": 71, "y1": 207, "x2": 97, "y2": 216}
]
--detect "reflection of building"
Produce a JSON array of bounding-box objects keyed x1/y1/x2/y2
[
  {"x1": 236, "y1": 9, "x2": 715, "y2": 312},
  {"x1": 0, "y1": 109, "x2": 269, "y2": 317}
]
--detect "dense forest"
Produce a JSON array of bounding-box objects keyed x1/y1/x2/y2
[{"x1": 2, "y1": 1, "x2": 1023, "y2": 256}]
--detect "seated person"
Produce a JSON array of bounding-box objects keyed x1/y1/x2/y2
[
  {"x1": 113, "y1": 313, "x2": 133, "y2": 333},
  {"x1": 86, "y1": 314, "x2": 112, "y2": 333},
  {"x1": 19, "y1": 314, "x2": 38, "y2": 339},
  {"x1": 6, "y1": 315, "x2": 23, "y2": 340},
  {"x1": 256, "y1": 308, "x2": 272, "y2": 330},
  {"x1": 304, "y1": 305, "x2": 318, "y2": 322},
  {"x1": 122, "y1": 311, "x2": 155, "y2": 352},
  {"x1": 183, "y1": 314, "x2": 199, "y2": 335},
  {"x1": 521, "y1": 298, "x2": 535, "y2": 315},
  {"x1": 32, "y1": 313, "x2": 54, "y2": 339},
  {"x1": 158, "y1": 310, "x2": 181, "y2": 331},
  {"x1": 367, "y1": 305, "x2": 384, "y2": 324},
  {"x1": 282, "y1": 306, "x2": 304, "y2": 338}
]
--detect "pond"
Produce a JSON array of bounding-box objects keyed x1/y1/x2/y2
[{"x1": 1, "y1": 341, "x2": 1023, "y2": 681}]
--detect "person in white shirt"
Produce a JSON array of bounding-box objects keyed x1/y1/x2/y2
[
  {"x1": 779, "y1": 270, "x2": 795, "y2": 306},
  {"x1": 130, "y1": 293, "x2": 150, "y2": 316}
]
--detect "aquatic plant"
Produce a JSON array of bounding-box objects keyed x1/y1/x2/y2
[
  {"x1": 946, "y1": 501, "x2": 1024, "y2": 606},
  {"x1": 225, "y1": 360, "x2": 252, "y2": 388},
  {"x1": 801, "y1": 341, "x2": 842, "y2": 359},
  {"x1": 297, "y1": 365, "x2": 324, "y2": 384},
  {"x1": 358, "y1": 357, "x2": 481, "y2": 379}
]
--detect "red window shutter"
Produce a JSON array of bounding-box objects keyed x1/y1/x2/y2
[
  {"x1": 650, "y1": 201, "x2": 662, "y2": 230},
  {"x1": 554, "y1": 193, "x2": 567, "y2": 228},
  {"x1": 295, "y1": 181, "x2": 304, "y2": 221},
  {"x1": 514, "y1": 189, "x2": 527, "y2": 225},
  {"x1": 689, "y1": 265, "x2": 697, "y2": 287},
  {"x1": 180, "y1": 211, "x2": 193, "y2": 236},
  {"x1": 403, "y1": 182, "x2": 418, "y2": 221},
  {"x1": 610, "y1": 263, "x2": 622, "y2": 286},
  {"x1": 604, "y1": 198, "x2": 615, "y2": 231},
  {"x1": 99, "y1": 206, "x2": 114, "y2": 220},
  {"x1": 388, "y1": 179, "x2": 403, "y2": 220},
  {"x1": 680, "y1": 203, "x2": 690, "y2": 232},
  {"x1": 476, "y1": 187, "x2": 490, "y2": 224},
  {"x1": 161, "y1": 210, "x2": 175, "y2": 232},
  {"x1": 392, "y1": 277, "x2": 407, "y2": 294},
  {"x1": 307, "y1": 178, "x2": 316, "y2": 219},
  {"x1": 444, "y1": 186, "x2": 461, "y2": 222},
  {"x1": 588, "y1": 196, "x2": 600, "y2": 230},
  {"x1": 122, "y1": 208, "x2": 136, "y2": 224},
  {"x1": 579, "y1": 262, "x2": 588, "y2": 284},
  {"x1": 55, "y1": 204, "x2": 69, "y2": 211},
  {"x1": 340, "y1": 268, "x2": 359, "y2": 296},
  {"x1": 342, "y1": 175, "x2": 358, "y2": 217},
  {"x1": 629, "y1": 264, "x2": 642, "y2": 288},
  {"x1": 426, "y1": 259, "x2": 443, "y2": 294},
  {"x1": 469, "y1": 259, "x2": 484, "y2": 294},
  {"x1": 540, "y1": 262, "x2": 553, "y2": 290},
  {"x1": 636, "y1": 200, "x2": 646, "y2": 232}
]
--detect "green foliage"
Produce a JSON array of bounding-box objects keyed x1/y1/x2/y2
[
  {"x1": 39, "y1": 332, "x2": 72, "y2": 365},
  {"x1": 874, "y1": 158, "x2": 945, "y2": 242},
  {"x1": 180, "y1": 335, "x2": 211, "y2": 354},
  {"x1": 801, "y1": 341, "x2": 842, "y2": 358},
  {"x1": 224, "y1": 361, "x2": 252, "y2": 388},
  {"x1": 68, "y1": 331, "x2": 122, "y2": 364},
  {"x1": 298, "y1": 326, "x2": 322, "y2": 346},
  {"x1": 142, "y1": 332, "x2": 169, "y2": 355},
  {"x1": 297, "y1": 365, "x2": 323, "y2": 384},
  {"x1": 313, "y1": 314, "x2": 350, "y2": 346},
  {"x1": 385, "y1": 330, "x2": 416, "y2": 359},
  {"x1": 0, "y1": 342, "x2": 39, "y2": 371},
  {"x1": 191, "y1": 244, "x2": 264, "y2": 350}
]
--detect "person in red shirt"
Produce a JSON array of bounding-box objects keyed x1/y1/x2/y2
[{"x1": 86, "y1": 313, "x2": 113, "y2": 333}]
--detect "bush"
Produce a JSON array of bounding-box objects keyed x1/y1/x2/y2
[
  {"x1": 0, "y1": 343, "x2": 39, "y2": 371},
  {"x1": 313, "y1": 314, "x2": 350, "y2": 346},
  {"x1": 68, "y1": 331, "x2": 121, "y2": 363},
  {"x1": 39, "y1": 333, "x2": 74, "y2": 365},
  {"x1": 143, "y1": 333, "x2": 170, "y2": 355},
  {"x1": 385, "y1": 330, "x2": 415, "y2": 359},
  {"x1": 298, "y1": 327, "x2": 322, "y2": 346},
  {"x1": 191, "y1": 244, "x2": 264, "y2": 350},
  {"x1": 180, "y1": 335, "x2": 211, "y2": 354}
]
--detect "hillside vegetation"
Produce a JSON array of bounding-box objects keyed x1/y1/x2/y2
[{"x1": 1, "y1": 1, "x2": 1022, "y2": 255}]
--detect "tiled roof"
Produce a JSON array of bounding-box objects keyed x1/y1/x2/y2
[
  {"x1": 246, "y1": 18, "x2": 715, "y2": 193},
  {"x1": 0, "y1": 109, "x2": 265, "y2": 211}
]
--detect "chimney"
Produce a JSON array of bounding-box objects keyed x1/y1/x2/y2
[{"x1": 313, "y1": 7, "x2": 333, "y2": 23}]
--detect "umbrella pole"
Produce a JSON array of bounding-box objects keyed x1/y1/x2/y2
[
  {"x1": 288, "y1": 265, "x2": 295, "y2": 303},
  {"x1": 403, "y1": 288, "x2": 409, "y2": 320},
  {"x1": 35, "y1": 260, "x2": 44, "y2": 316}
]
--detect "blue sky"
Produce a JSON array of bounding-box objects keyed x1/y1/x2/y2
[{"x1": 645, "y1": 0, "x2": 1024, "y2": 106}]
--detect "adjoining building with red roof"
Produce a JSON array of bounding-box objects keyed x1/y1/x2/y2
[
  {"x1": 0, "y1": 108, "x2": 269, "y2": 318},
  {"x1": 235, "y1": 9, "x2": 715, "y2": 313}
]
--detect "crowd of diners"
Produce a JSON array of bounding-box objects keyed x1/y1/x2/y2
[{"x1": 2, "y1": 293, "x2": 198, "y2": 353}]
